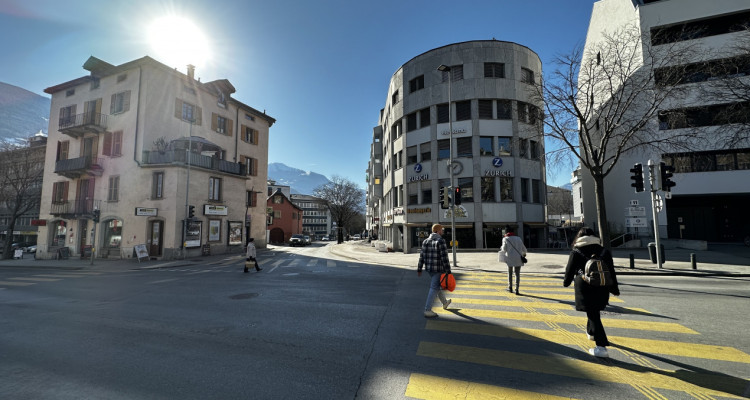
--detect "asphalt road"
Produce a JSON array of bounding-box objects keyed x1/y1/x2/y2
[{"x1": 1, "y1": 242, "x2": 748, "y2": 399}]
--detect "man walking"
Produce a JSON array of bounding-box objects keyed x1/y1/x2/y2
[{"x1": 417, "y1": 224, "x2": 452, "y2": 318}]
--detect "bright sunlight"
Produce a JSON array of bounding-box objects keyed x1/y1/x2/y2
[{"x1": 147, "y1": 16, "x2": 211, "y2": 70}]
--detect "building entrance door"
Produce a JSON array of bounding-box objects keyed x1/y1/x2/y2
[{"x1": 149, "y1": 220, "x2": 164, "y2": 256}]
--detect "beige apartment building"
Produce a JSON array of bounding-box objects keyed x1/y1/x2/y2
[{"x1": 36, "y1": 56, "x2": 275, "y2": 260}]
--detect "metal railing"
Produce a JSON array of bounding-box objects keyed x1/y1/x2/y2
[
  {"x1": 54, "y1": 157, "x2": 104, "y2": 174},
  {"x1": 141, "y1": 150, "x2": 246, "y2": 176},
  {"x1": 50, "y1": 199, "x2": 101, "y2": 217},
  {"x1": 59, "y1": 112, "x2": 108, "y2": 131}
]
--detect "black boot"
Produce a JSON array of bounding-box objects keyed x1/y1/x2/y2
[{"x1": 244, "y1": 267, "x2": 249, "y2": 273}]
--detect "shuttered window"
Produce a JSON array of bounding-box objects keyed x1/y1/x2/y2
[
  {"x1": 456, "y1": 100, "x2": 471, "y2": 121},
  {"x1": 419, "y1": 107, "x2": 430, "y2": 128},
  {"x1": 457, "y1": 137, "x2": 472, "y2": 158},
  {"x1": 478, "y1": 100, "x2": 493, "y2": 119},
  {"x1": 108, "y1": 176, "x2": 120, "y2": 201},
  {"x1": 437, "y1": 103, "x2": 449, "y2": 123},
  {"x1": 110, "y1": 91, "x2": 131, "y2": 114}
]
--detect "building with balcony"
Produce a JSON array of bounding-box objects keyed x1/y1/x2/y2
[
  {"x1": 578, "y1": 0, "x2": 750, "y2": 244},
  {"x1": 367, "y1": 40, "x2": 548, "y2": 252},
  {"x1": 290, "y1": 193, "x2": 332, "y2": 240},
  {"x1": 37, "y1": 56, "x2": 275, "y2": 259}
]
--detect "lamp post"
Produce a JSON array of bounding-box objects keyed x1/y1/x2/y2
[
  {"x1": 182, "y1": 119, "x2": 193, "y2": 259},
  {"x1": 437, "y1": 64, "x2": 457, "y2": 268}
]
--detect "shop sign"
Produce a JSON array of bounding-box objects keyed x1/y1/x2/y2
[
  {"x1": 408, "y1": 207, "x2": 431, "y2": 214},
  {"x1": 492, "y1": 157, "x2": 503, "y2": 167},
  {"x1": 414, "y1": 163, "x2": 423, "y2": 173},
  {"x1": 135, "y1": 207, "x2": 158, "y2": 216},
  {"x1": 31, "y1": 219, "x2": 47, "y2": 226},
  {"x1": 408, "y1": 174, "x2": 429, "y2": 182},
  {"x1": 484, "y1": 169, "x2": 512, "y2": 177},
  {"x1": 204, "y1": 205, "x2": 228, "y2": 216},
  {"x1": 393, "y1": 208, "x2": 404, "y2": 216},
  {"x1": 440, "y1": 128, "x2": 467, "y2": 136}
]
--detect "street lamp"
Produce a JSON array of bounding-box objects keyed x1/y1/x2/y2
[
  {"x1": 182, "y1": 119, "x2": 194, "y2": 259},
  {"x1": 437, "y1": 64, "x2": 457, "y2": 268}
]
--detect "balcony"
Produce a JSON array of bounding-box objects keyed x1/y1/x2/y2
[
  {"x1": 50, "y1": 199, "x2": 101, "y2": 219},
  {"x1": 142, "y1": 150, "x2": 247, "y2": 176},
  {"x1": 59, "y1": 112, "x2": 108, "y2": 139},
  {"x1": 54, "y1": 157, "x2": 104, "y2": 179}
]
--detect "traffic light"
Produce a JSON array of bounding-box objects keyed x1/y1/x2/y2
[
  {"x1": 629, "y1": 163, "x2": 644, "y2": 193},
  {"x1": 92, "y1": 209, "x2": 100, "y2": 223},
  {"x1": 188, "y1": 205, "x2": 195, "y2": 219},
  {"x1": 440, "y1": 187, "x2": 451, "y2": 209},
  {"x1": 660, "y1": 162, "x2": 676, "y2": 192},
  {"x1": 454, "y1": 186, "x2": 462, "y2": 205}
]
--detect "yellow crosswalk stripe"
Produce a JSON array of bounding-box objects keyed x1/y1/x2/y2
[
  {"x1": 0, "y1": 280, "x2": 35, "y2": 286},
  {"x1": 9, "y1": 277, "x2": 61, "y2": 282},
  {"x1": 417, "y1": 341, "x2": 747, "y2": 399},
  {"x1": 405, "y1": 373, "x2": 581, "y2": 400},
  {"x1": 447, "y1": 296, "x2": 649, "y2": 313},
  {"x1": 433, "y1": 307, "x2": 697, "y2": 334},
  {"x1": 425, "y1": 320, "x2": 750, "y2": 363},
  {"x1": 453, "y1": 288, "x2": 626, "y2": 303}
]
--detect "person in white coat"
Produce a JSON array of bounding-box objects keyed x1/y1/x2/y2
[
  {"x1": 500, "y1": 225, "x2": 527, "y2": 294},
  {"x1": 245, "y1": 238, "x2": 262, "y2": 273}
]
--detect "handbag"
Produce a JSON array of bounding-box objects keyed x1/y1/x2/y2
[
  {"x1": 440, "y1": 273, "x2": 456, "y2": 292},
  {"x1": 498, "y1": 251, "x2": 506, "y2": 263}
]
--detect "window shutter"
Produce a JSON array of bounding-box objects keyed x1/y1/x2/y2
[
  {"x1": 56, "y1": 142, "x2": 62, "y2": 161},
  {"x1": 123, "y1": 90, "x2": 131, "y2": 112},
  {"x1": 211, "y1": 113, "x2": 218, "y2": 131},
  {"x1": 252, "y1": 158, "x2": 258, "y2": 176},
  {"x1": 251, "y1": 191, "x2": 257, "y2": 207},
  {"x1": 102, "y1": 132, "x2": 112, "y2": 156},
  {"x1": 253, "y1": 130, "x2": 258, "y2": 144},
  {"x1": 110, "y1": 93, "x2": 116, "y2": 114},
  {"x1": 52, "y1": 182, "x2": 58, "y2": 202},
  {"x1": 175, "y1": 98, "x2": 183, "y2": 119},
  {"x1": 113, "y1": 131, "x2": 122, "y2": 156},
  {"x1": 227, "y1": 118, "x2": 233, "y2": 136},
  {"x1": 195, "y1": 106, "x2": 202, "y2": 125}
]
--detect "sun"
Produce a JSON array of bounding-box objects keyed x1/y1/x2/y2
[{"x1": 147, "y1": 16, "x2": 211, "y2": 69}]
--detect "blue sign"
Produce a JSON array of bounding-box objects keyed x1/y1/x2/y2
[
  {"x1": 414, "y1": 163, "x2": 423, "y2": 173},
  {"x1": 492, "y1": 157, "x2": 503, "y2": 167}
]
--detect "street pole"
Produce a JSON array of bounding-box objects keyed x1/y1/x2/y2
[
  {"x1": 648, "y1": 160, "x2": 663, "y2": 269},
  {"x1": 182, "y1": 120, "x2": 193, "y2": 259},
  {"x1": 90, "y1": 218, "x2": 96, "y2": 266},
  {"x1": 438, "y1": 64, "x2": 457, "y2": 268}
]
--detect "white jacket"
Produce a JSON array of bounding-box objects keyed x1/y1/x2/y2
[
  {"x1": 246, "y1": 242, "x2": 257, "y2": 259},
  {"x1": 501, "y1": 235, "x2": 527, "y2": 267}
]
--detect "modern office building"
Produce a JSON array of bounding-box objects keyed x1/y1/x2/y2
[
  {"x1": 367, "y1": 40, "x2": 547, "y2": 253},
  {"x1": 37, "y1": 56, "x2": 275, "y2": 259},
  {"x1": 579, "y1": 0, "x2": 750, "y2": 244},
  {"x1": 290, "y1": 193, "x2": 332, "y2": 240}
]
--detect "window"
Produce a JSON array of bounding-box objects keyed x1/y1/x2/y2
[
  {"x1": 457, "y1": 177, "x2": 473, "y2": 202},
  {"x1": 90, "y1": 78, "x2": 100, "y2": 90},
  {"x1": 56, "y1": 141, "x2": 70, "y2": 161},
  {"x1": 651, "y1": 10, "x2": 750, "y2": 45},
  {"x1": 437, "y1": 103, "x2": 450, "y2": 123},
  {"x1": 409, "y1": 75, "x2": 424, "y2": 93},
  {"x1": 217, "y1": 115, "x2": 227, "y2": 133},
  {"x1": 408, "y1": 183, "x2": 419, "y2": 205},
  {"x1": 102, "y1": 131, "x2": 122, "y2": 157},
  {"x1": 66, "y1": 89, "x2": 75, "y2": 97},
  {"x1": 659, "y1": 101, "x2": 750, "y2": 130},
  {"x1": 479, "y1": 137, "x2": 492, "y2": 156},
  {"x1": 392, "y1": 90, "x2": 399, "y2": 104},
  {"x1": 117, "y1": 73, "x2": 127, "y2": 83},
  {"x1": 212, "y1": 113, "x2": 233, "y2": 135},
  {"x1": 481, "y1": 177, "x2": 496, "y2": 202},
  {"x1": 175, "y1": 98, "x2": 202, "y2": 125},
  {"x1": 391, "y1": 121, "x2": 402, "y2": 138},
  {"x1": 407, "y1": 146, "x2": 418, "y2": 164},
  {"x1": 521, "y1": 68, "x2": 535, "y2": 84},
  {"x1": 519, "y1": 138, "x2": 529, "y2": 158},
  {"x1": 419, "y1": 107, "x2": 430, "y2": 128},
  {"x1": 521, "y1": 178, "x2": 529, "y2": 202},
  {"x1": 108, "y1": 176, "x2": 120, "y2": 202},
  {"x1": 478, "y1": 100, "x2": 493, "y2": 119},
  {"x1": 110, "y1": 91, "x2": 131, "y2": 114},
  {"x1": 183, "y1": 85, "x2": 196, "y2": 95},
  {"x1": 484, "y1": 63, "x2": 505, "y2": 78},
  {"x1": 420, "y1": 143, "x2": 431, "y2": 162},
  {"x1": 497, "y1": 100, "x2": 512, "y2": 119},
  {"x1": 209, "y1": 177, "x2": 222, "y2": 201},
  {"x1": 52, "y1": 181, "x2": 69, "y2": 203},
  {"x1": 59, "y1": 104, "x2": 76, "y2": 127},
  {"x1": 532, "y1": 179, "x2": 541, "y2": 203},
  {"x1": 441, "y1": 65, "x2": 463, "y2": 82},
  {"x1": 243, "y1": 157, "x2": 258, "y2": 176},
  {"x1": 530, "y1": 140, "x2": 540, "y2": 159},
  {"x1": 457, "y1": 137, "x2": 472, "y2": 158},
  {"x1": 247, "y1": 190, "x2": 258, "y2": 207},
  {"x1": 421, "y1": 181, "x2": 432, "y2": 204},
  {"x1": 243, "y1": 126, "x2": 258, "y2": 144},
  {"x1": 517, "y1": 102, "x2": 528, "y2": 123},
  {"x1": 152, "y1": 172, "x2": 164, "y2": 199},
  {"x1": 497, "y1": 137, "x2": 511, "y2": 156},
  {"x1": 456, "y1": 100, "x2": 471, "y2": 121},
  {"x1": 406, "y1": 112, "x2": 417, "y2": 132},
  {"x1": 438, "y1": 139, "x2": 450, "y2": 160}
]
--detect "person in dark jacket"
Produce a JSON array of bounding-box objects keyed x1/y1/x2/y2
[
  {"x1": 417, "y1": 223, "x2": 452, "y2": 318},
  {"x1": 563, "y1": 227, "x2": 620, "y2": 358}
]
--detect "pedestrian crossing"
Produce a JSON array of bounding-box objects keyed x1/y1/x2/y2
[
  {"x1": 406, "y1": 272, "x2": 750, "y2": 399},
  {"x1": 0, "y1": 272, "x2": 102, "y2": 289}
]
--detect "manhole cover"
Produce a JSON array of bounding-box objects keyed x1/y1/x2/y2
[{"x1": 229, "y1": 293, "x2": 259, "y2": 300}]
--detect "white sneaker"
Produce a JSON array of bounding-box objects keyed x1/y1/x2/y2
[
  {"x1": 443, "y1": 299, "x2": 452, "y2": 310},
  {"x1": 424, "y1": 310, "x2": 438, "y2": 318},
  {"x1": 587, "y1": 334, "x2": 594, "y2": 341},
  {"x1": 589, "y1": 346, "x2": 609, "y2": 358}
]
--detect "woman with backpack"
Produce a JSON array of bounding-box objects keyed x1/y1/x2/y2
[{"x1": 563, "y1": 227, "x2": 620, "y2": 358}]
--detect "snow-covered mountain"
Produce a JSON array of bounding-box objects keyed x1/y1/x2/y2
[
  {"x1": 0, "y1": 82, "x2": 50, "y2": 143},
  {"x1": 268, "y1": 162, "x2": 331, "y2": 194}
]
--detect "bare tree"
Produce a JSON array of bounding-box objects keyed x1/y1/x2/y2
[
  {"x1": 529, "y1": 25, "x2": 703, "y2": 247},
  {"x1": 313, "y1": 175, "x2": 365, "y2": 243},
  {"x1": 0, "y1": 142, "x2": 44, "y2": 258}
]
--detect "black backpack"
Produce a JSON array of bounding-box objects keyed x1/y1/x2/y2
[{"x1": 576, "y1": 248, "x2": 614, "y2": 286}]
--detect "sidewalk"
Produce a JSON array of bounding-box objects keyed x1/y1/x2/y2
[{"x1": 328, "y1": 240, "x2": 750, "y2": 277}]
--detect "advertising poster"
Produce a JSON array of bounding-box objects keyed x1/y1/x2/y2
[
  {"x1": 208, "y1": 220, "x2": 221, "y2": 242},
  {"x1": 185, "y1": 220, "x2": 202, "y2": 248},
  {"x1": 228, "y1": 221, "x2": 243, "y2": 245}
]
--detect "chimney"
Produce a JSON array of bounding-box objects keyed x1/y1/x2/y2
[{"x1": 187, "y1": 64, "x2": 195, "y2": 80}]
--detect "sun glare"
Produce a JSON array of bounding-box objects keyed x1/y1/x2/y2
[{"x1": 147, "y1": 16, "x2": 211, "y2": 69}]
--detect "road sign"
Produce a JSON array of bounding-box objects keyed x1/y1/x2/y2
[
  {"x1": 625, "y1": 217, "x2": 648, "y2": 228},
  {"x1": 630, "y1": 200, "x2": 639, "y2": 206},
  {"x1": 625, "y1": 207, "x2": 646, "y2": 216}
]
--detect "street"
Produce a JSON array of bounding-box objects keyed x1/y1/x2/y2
[{"x1": 1, "y1": 243, "x2": 749, "y2": 399}]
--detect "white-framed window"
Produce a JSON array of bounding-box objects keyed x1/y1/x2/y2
[
  {"x1": 152, "y1": 172, "x2": 164, "y2": 199},
  {"x1": 208, "y1": 177, "x2": 222, "y2": 201},
  {"x1": 110, "y1": 91, "x2": 131, "y2": 114},
  {"x1": 108, "y1": 176, "x2": 120, "y2": 202}
]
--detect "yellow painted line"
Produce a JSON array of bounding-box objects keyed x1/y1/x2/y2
[
  {"x1": 0, "y1": 280, "x2": 35, "y2": 286},
  {"x1": 426, "y1": 320, "x2": 750, "y2": 363},
  {"x1": 417, "y1": 342, "x2": 747, "y2": 399},
  {"x1": 433, "y1": 308, "x2": 697, "y2": 334},
  {"x1": 405, "y1": 373, "x2": 580, "y2": 400},
  {"x1": 448, "y1": 296, "x2": 649, "y2": 314},
  {"x1": 453, "y1": 289, "x2": 625, "y2": 303},
  {"x1": 9, "y1": 277, "x2": 61, "y2": 282}
]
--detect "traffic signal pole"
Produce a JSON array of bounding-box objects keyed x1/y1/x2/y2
[{"x1": 648, "y1": 160, "x2": 663, "y2": 269}]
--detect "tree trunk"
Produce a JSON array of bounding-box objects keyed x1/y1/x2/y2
[{"x1": 592, "y1": 173, "x2": 612, "y2": 250}]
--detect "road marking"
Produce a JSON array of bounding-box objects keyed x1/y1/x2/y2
[
  {"x1": 9, "y1": 277, "x2": 61, "y2": 282},
  {"x1": 417, "y1": 341, "x2": 747, "y2": 399},
  {"x1": 446, "y1": 296, "x2": 650, "y2": 314},
  {"x1": 327, "y1": 260, "x2": 336, "y2": 268},
  {"x1": 187, "y1": 270, "x2": 212, "y2": 275},
  {"x1": 426, "y1": 320, "x2": 750, "y2": 363},
  {"x1": 148, "y1": 278, "x2": 179, "y2": 284},
  {"x1": 0, "y1": 280, "x2": 35, "y2": 286},
  {"x1": 433, "y1": 308, "x2": 698, "y2": 334},
  {"x1": 453, "y1": 288, "x2": 626, "y2": 303},
  {"x1": 36, "y1": 274, "x2": 88, "y2": 278},
  {"x1": 405, "y1": 373, "x2": 580, "y2": 400}
]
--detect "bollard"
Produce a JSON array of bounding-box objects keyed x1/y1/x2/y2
[
  {"x1": 629, "y1": 254, "x2": 634, "y2": 269},
  {"x1": 691, "y1": 253, "x2": 697, "y2": 270}
]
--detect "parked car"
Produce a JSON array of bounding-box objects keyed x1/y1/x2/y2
[
  {"x1": 289, "y1": 234, "x2": 306, "y2": 247},
  {"x1": 352, "y1": 234, "x2": 361, "y2": 240},
  {"x1": 25, "y1": 244, "x2": 37, "y2": 253},
  {"x1": 304, "y1": 235, "x2": 311, "y2": 245},
  {"x1": 322, "y1": 235, "x2": 330, "y2": 241}
]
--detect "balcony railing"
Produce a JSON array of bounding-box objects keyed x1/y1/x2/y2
[
  {"x1": 54, "y1": 157, "x2": 104, "y2": 178},
  {"x1": 142, "y1": 150, "x2": 247, "y2": 176},
  {"x1": 59, "y1": 112, "x2": 108, "y2": 138},
  {"x1": 50, "y1": 199, "x2": 101, "y2": 218}
]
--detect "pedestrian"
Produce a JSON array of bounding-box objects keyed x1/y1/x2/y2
[
  {"x1": 563, "y1": 227, "x2": 620, "y2": 358},
  {"x1": 245, "y1": 238, "x2": 262, "y2": 273},
  {"x1": 417, "y1": 223, "x2": 452, "y2": 318},
  {"x1": 500, "y1": 225, "x2": 527, "y2": 295}
]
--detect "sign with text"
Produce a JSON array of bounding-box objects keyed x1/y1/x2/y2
[
  {"x1": 135, "y1": 207, "x2": 158, "y2": 216},
  {"x1": 625, "y1": 207, "x2": 646, "y2": 216},
  {"x1": 625, "y1": 217, "x2": 648, "y2": 228},
  {"x1": 203, "y1": 205, "x2": 228, "y2": 216}
]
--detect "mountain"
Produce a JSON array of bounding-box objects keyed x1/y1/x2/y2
[
  {"x1": 268, "y1": 162, "x2": 331, "y2": 194},
  {"x1": 0, "y1": 82, "x2": 50, "y2": 143}
]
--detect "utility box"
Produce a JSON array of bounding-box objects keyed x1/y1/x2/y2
[{"x1": 648, "y1": 242, "x2": 665, "y2": 263}]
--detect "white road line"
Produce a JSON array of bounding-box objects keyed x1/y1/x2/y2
[{"x1": 148, "y1": 278, "x2": 179, "y2": 284}]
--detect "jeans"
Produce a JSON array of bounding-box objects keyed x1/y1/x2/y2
[
  {"x1": 586, "y1": 309, "x2": 609, "y2": 347},
  {"x1": 508, "y1": 266, "x2": 521, "y2": 290},
  {"x1": 424, "y1": 272, "x2": 443, "y2": 311}
]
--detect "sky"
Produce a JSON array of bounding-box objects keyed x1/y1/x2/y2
[{"x1": 0, "y1": 0, "x2": 597, "y2": 189}]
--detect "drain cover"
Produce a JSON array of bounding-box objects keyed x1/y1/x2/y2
[{"x1": 229, "y1": 293, "x2": 259, "y2": 300}]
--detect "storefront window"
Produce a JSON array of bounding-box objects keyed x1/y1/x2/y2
[
  {"x1": 412, "y1": 226, "x2": 431, "y2": 248},
  {"x1": 104, "y1": 219, "x2": 123, "y2": 248},
  {"x1": 52, "y1": 221, "x2": 66, "y2": 247},
  {"x1": 500, "y1": 177, "x2": 514, "y2": 202}
]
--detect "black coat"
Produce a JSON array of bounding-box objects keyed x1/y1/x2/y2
[{"x1": 563, "y1": 243, "x2": 620, "y2": 312}]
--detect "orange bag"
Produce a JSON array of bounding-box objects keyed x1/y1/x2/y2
[{"x1": 440, "y1": 273, "x2": 456, "y2": 292}]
